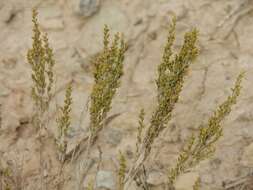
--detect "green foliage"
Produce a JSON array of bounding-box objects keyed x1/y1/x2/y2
[
  {"x1": 0, "y1": 163, "x2": 12, "y2": 190},
  {"x1": 118, "y1": 151, "x2": 127, "y2": 190},
  {"x1": 86, "y1": 180, "x2": 94, "y2": 190},
  {"x1": 0, "y1": 9, "x2": 244, "y2": 190},
  {"x1": 193, "y1": 178, "x2": 200, "y2": 190},
  {"x1": 124, "y1": 17, "x2": 199, "y2": 188},
  {"x1": 56, "y1": 83, "x2": 73, "y2": 162},
  {"x1": 142, "y1": 17, "x2": 198, "y2": 155},
  {"x1": 27, "y1": 9, "x2": 55, "y2": 129},
  {"x1": 123, "y1": 17, "x2": 243, "y2": 190},
  {"x1": 136, "y1": 108, "x2": 145, "y2": 154},
  {"x1": 89, "y1": 25, "x2": 126, "y2": 143},
  {"x1": 168, "y1": 72, "x2": 244, "y2": 187}
]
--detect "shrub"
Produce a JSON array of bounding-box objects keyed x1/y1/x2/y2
[
  {"x1": 122, "y1": 16, "x2": 243, "y2": 190},
  {"x1": 56, "y1": 83, "x2": 73, "y2": 162},
  {"x1": 89, "y1": 25, "x2": 126, "y2": 145},
  {"x1": 27, "y1": 9, "x2": 55, "y2": 130},
  {"x1": 0, "y1": 9, "x2": 245, "y2": 190}
]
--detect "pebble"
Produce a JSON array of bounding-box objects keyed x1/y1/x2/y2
[
  {"x1": 105, "y1": 128, "x2": 123, "y2": 146},
  {"x1": 146, "y1": 171, "x2": 166, "y2": 186},
  {"x1": 78, "y1": 0, "x2": 101, "y2": 17},
  {"x1": 96, "y1": 170, "x2": 115, "y2": 190}
]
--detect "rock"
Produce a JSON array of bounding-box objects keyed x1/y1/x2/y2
[
  {"x1": 127, "y1": 180, "x2": 139, "y2": 190},
  {"x1": 201, "y1": 173, "x2": 214, "y2": 184},
  {"x1": 0, "y1": 85, "x2": 11, "y2": 97},
  {"x1": 174, "y1": 172, "x2": 199, "y2": 190},
  {"x1": 96, "y1": 170, "x2": 115, "y2": 190},
  {"x1": 71, "y1": 0, "x2": 100, "y2": 17},
  {"x1": 241, "y1": 143, "x2": 253, "y2": 167},
  {"x1": 146, "y1": 171, "x2": 166, "y2": 186},
  {"x1": 79, "y1": 0, "x2": 100, "y2": 17},
  {"x1": 104, "y1": 127, "x2": 123, "y2": 146}
]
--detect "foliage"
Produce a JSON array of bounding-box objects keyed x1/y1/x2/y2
[
  {"x1": 118, "y1": 151, "x2": 127, "y2": 190},
  {"x1": 193, "y1": 178, "x2": 200, "y2": 190},
  {"x1": 27, "y1": 9, "x2": 55, "y2": 129},
  {"x1": 0, "y1": 9, "x2": 245, "y2": 190},
  {"x1": 89, "y1": 25, "x2": 126, "y2": 144},
  {"x1": 56, "y1": 83, "x2": 73, "y2": 162},
  {"x1": 143, "y1": 17, "x2": 198, "y2": 155},
  {"x1": 136, "y1": 109, "x2": 146, "y2": 154},
  {"x1": 86, "y1": 180, "x2": 94, "y2": 190},
  {"x1": 123, "y1": 17, "x2": 199, "y2": 189},
  {"x1": 0, "y1": 166, "x2": 12, "y2": 190},
  {"x1": 168, "y1": 72, "x2": 243, "y2": 187}
]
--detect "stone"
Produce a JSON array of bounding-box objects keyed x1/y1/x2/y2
[
  {"x1": 174, "y1": 172, "x2": 199, "y2": 190},
  {"x1": 201, "y1": 173, "x2": 214, "y2": 184},
  {"x1": 96, "y1": 170, "x2": 115, "y2": 190},
  {"x1": 79, "y1": 0, "x2": 100, "y2": 17},
  {"x1": 127, "y1": 180, "x2": 139, "y2": 190},
  {"x1": 146, "y1": 171, "x2": 166, "y2": 186},
  {"x1": 71, "y1": 0, "x2": 100, "y2": 17},
  {"x1": 104, "y1": 127, "x2": 123, "y2": 146},
  {"x1": 0, "y1": 85, "x2": 11, "y2": 97}
]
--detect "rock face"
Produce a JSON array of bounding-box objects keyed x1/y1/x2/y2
[
  {"x1": 1, "y1": 0, "x2": 253, "y2": 190},
  {"x1": 79, "y1": 0, "x2": 101, "y2": 17},
  {"x1": 146, "y1": 171, "x2": 166, "y2": 186},
  {"x1": 96, "y1": 170, "x2": 115, "y2": 190},
  {"x1": 71, "y1": 0, "x2": 101, "y2": 17}
]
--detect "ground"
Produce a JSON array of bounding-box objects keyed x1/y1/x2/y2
[{"x1": 0, "y1": 0, "x2": 253, "y2": 189}]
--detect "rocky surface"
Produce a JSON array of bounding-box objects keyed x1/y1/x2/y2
[
  {"x1": 96, "y1": 170, "x2": 115, "y2": 190},
  {"x1": 1, "y1": 0, "x2": 253, "y2": 189}
]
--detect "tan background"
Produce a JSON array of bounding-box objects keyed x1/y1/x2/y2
[{"x1": 0, "y1": 0, "x2": 253, "y2": 189}]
